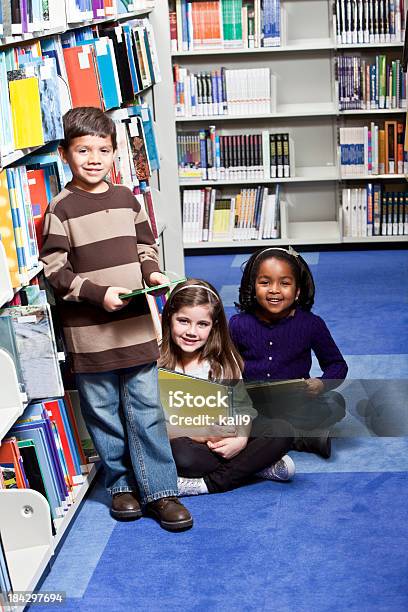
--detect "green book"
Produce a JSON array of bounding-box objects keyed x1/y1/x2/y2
[{"x1": 119, "y1": 277, "x2": 186, "y2": 300}]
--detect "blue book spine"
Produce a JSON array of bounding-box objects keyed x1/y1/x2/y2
[
  {"x1": 199, "y1": 130, "x2": 208, "y2": 180},
  {"x1": 211, "y1": 72, "x2": 218, "y2": 114},
  {"x1": 181, "y1": 0, "x2": 188, "y2": 51}
]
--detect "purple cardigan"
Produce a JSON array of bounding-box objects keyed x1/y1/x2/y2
[{"x1": 229, "y1": 309, "x2": 348, "y2": 390}]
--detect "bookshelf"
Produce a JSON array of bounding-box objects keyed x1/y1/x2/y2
[
  {"x1": 0, "y1": 0, "x2": 170, "y2": 599},
  {"x1": 165, "y1": 0, "x2": 408, "y2": 249}
]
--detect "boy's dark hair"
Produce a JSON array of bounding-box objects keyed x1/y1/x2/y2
[
  {"x1": 60, "y1": 107, "x2": 117, "y2": 150},
  {"x1": 237, "y1": 247, "x2": 315, "y2": 313}
]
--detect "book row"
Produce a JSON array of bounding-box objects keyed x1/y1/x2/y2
[
  {"x1": 173, "y1": 65, "x2": 273, "y2": 117},
  {"x1": 337, "y1": 55, "x2": 407, "y2": 110},
  {"x1": 339, "y1": 121, "x2": 407, "y2": 176},
  {"x1": 183, "y1": 185, "x2": 281, "y2": 243},
  {"x1": 0, "y1": 0, "x2": 154, "y2": 37},
  {"x1": 0, "y1": 393, "x2": 94, "y2": 530},
  {"x1": 333, "y1": 0, "x2": 406, "y2": 44},
  {"x1": 178, "y1": 130, "x2": 291, "y2": 181},
  {"x1": 0, "y1": 17, "x2": 160, "y2": 160},
  {"x1": 0, "y1": 105, "x2": 160, "y2": 296},
  {"x1": 342, "y1": 185, "x2": 408, "y2": 237},
  {"x1": 169, "y1": 0, "x2": 281, "y2": 52}
]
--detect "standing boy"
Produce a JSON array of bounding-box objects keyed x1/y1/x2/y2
[{"x1": 41, "y1": 107, "x2": 193, "y2": 531}]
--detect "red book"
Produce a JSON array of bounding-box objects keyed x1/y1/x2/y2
[
  {"x1": 27, "y1": 169, "x2": 48, "y2": 251},
  {"x1": 0, "y1": 438, "x2": 26, "y2": 489},
  {"x1": 63, "y1": 45, "x2": 103, "y2": 109},
  {"x1": 43, "y1": 400, "x2": 78, "y2": 488}
]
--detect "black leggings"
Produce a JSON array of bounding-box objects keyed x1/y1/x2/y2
[{"x1": 171, "y1": 421, "x2": 294, "y2": 493}]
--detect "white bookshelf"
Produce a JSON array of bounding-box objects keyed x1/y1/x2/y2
[
  {"x1": 166, "y1": 0, "x2": 408, "y2": 251},
  {"x1": 0, "y1": 0, "x2": 165, "y2": 599},
  {"x1": 0, "y1": 464, "x2": 98, "y2": 594}
]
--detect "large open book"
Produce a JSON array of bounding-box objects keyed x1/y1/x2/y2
[
  {"x1": 158, "y1": 368, "x2": 233, "y2": 437},
  {"x1": 245, "y1": 379, "x2": 306, "y2": 411}
]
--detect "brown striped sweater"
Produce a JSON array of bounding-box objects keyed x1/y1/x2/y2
[{"x1": 40, "y1": 181, "x2": 160, "y2": 373}]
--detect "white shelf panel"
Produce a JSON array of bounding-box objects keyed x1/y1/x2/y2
[
  {"x1": 176, "y1": 102, "x2": 338, "y2": 122},
  {"x1": 184, "y1": 238, "x2": 290, "y2": 249},
  {"x1": 172, "y1": 38, "x2": 334, "y2": 56},
  {"x1": 7, "y1": 545, "x2": 53, "y2": 593},
  {"x1": 53, "y1": 464, "x2": 99, "y2": 548},
  {"x1": 343, "y1": 235, "x2": 408, "y2": 243},
  {"x1": 286, "y1": 221, "x2": 341, "y2": 244},
  {"x1": 0, "y1": 407, "x2": 24, "y2": 443},
  {"x1": 179, "y1": 166, "x2": 338, "y2": 187},
  {"x1": 340, "y1": 108, "x2": 406, "y2": 115},
  {"x1": 12, "y1": 263, "x2": 44, "y2": 296},
  {"x1": 337, "y1": 42, "x2": 404, "y2": 48},
  {"x1": 341, "y1": 174, "x2": 406, "y2": 180},
  {"x1": 0, "y1": 146, "x2": 48, "y2": 171}
]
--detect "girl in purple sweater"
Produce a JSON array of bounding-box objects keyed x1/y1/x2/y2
[{"x1": 229, "y1": 247, "x2": 348, "y2": 459}]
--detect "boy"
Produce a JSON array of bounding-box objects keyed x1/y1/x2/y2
[{"x1": 40, "y1": 107, "x2": 193, "y2": 531}]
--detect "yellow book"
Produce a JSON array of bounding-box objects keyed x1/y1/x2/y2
[
  {"x1": 158, "y1": 368, "x2": 232, "y2": 437},
  {"x1": 0, "y1": 171, "x2": 20, "y2": 288},
  {"x1": 9, "y1": 77, "x2": 44, "y2": 149}
]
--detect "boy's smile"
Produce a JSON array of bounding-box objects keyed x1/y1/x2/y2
[
  {"x1": 59, "y1": 134, "x2": 115, "y2": 193},
  {"x1": 254, "y1": 257, "x2": 300, "y2": 321}
]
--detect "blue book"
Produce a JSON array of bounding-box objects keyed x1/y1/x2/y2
[
  {"x1": 122, "y1": 23, "x2": 140, "y2": 94},
  {"x1": 10, "y1": 424, "x2": 62, "y2": 519},
  {"x1": 16, "y1": 403, "x2": 68, "y2": 502},
  {"x1": 82, "y1": 38, "x2": 121, "y2": 110}
]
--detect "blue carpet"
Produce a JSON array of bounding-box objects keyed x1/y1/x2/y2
[
  {"x1": 39, "y1": 473, "x2": 408, "y2": 612},
  {"x1": 36, "y1": 250, "x2": 407, "y2": 611}
]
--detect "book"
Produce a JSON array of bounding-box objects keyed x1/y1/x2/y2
[
  {"x1": 119, "y1": 277, "x2": 186, "y2": 300},
  {"x1": 245, "y1": 379, "x2": 306, "y2": 416},
  {"x1": 158, "y1": 368, "x2": 233, "y2": 437},
  {"x1": 63, "y1": 44, "x2": 103, "y2": 108},
  {"x1": 7, "y1": 69, "x2": 44, "y2": 149},
  {"x1": 0, "y1": 304, "x2": 64, "y2": 401}
]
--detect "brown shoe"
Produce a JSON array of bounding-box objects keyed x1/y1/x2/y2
[
  {"x1": 111, "y1": 492, "x2": 142, "y2": 520},
  {"x1": 145, "y1": 497, "x2": 193, "y2": 531}
]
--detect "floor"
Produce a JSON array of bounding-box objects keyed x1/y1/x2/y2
[{"x1": 36, "y1": 250, "x2": 408, "y2": 612}]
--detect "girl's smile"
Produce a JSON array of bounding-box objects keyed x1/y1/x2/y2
[{"x1": 170, "y1": 305, "x2": 214, "y2": 355}]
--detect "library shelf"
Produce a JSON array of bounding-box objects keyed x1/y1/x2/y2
[
  {"x1": 343, "y1": 235, "x2": 408, "y2": 243},
  {"x1": 339, "y1": 109, "x2": 407, "y2": 115},
  {"x1": 0, "y1": 464, "x2": 99, "y2": 592},
  {"x1": 172, "y1": 38, "x2": 335, "y2": 56},
  {"x1": 0, "y1": 8, "x2": 154, "y2": 49},
  {"x1": 172, "y1": 40, "x2": 405, "y2": 58},
  {"x1": 341, "y1": 174, "x2": 406, "y2": 180},
  {"x1": 0, "y1": 350, "x2": 24, "y2": 439},
  {"x1": 179, "y1": 166, "x2": 339, "y2": 187},
  {"x1": 0, "y1": 242, "x2": 13, "y2": 308},
  {"x1": 337, "y1": 42, "x2": 404, "y2": 49},
  {"x1": 176, "y1": 102, "x2": 338, "y2": 122}
]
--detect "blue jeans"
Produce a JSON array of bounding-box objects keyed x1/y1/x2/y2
[{"x1": 76, "y1": 362, "x2": 178, "y2": 504}]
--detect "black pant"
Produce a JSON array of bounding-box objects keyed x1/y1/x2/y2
[{"x1": 171, "y1": 420, "x2": 294, "y2": 494}]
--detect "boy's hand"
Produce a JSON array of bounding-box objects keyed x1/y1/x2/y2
[
  {"x1": 207, "y1": 436, "x2": 248, "y2": 460},
  {"x1": 147, "y1": 272, "x2": 170, "y2": 296},
  {"x1": 305, "y1": 378, "x2": 325, "y2": 397},
  {"x1": 103, "y1": 287, "x2": 131, "y2": 312}
]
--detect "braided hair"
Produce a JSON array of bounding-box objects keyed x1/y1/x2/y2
[{"x1": 236, "y1": 247, "x2": 315, "y2": 313}]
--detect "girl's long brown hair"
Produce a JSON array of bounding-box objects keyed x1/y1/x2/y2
[{"x1": 159, "y1": 279, "x2": 243, "y2": 381}]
